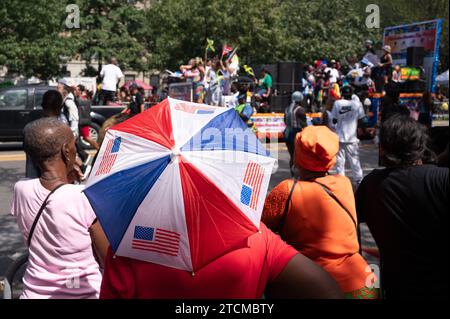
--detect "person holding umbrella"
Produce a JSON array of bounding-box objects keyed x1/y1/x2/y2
[
  {"x1": 83, "y1": 98, "x2": 343, "y2": 299},
  {"x1": 99, "y1": 225, "x2": 343, "y2": 299}
]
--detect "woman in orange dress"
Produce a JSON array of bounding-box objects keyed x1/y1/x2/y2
[{"x1": 262, "y1": 126, "x2": 378, "y2": 299}]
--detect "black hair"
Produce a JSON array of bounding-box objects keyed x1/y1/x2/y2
[
  {"x1": 379, "y1": 114, "x2": 436, "y2": 167},
  {"x1": 261, "y1": 67, "x2": 271, "y2": 76},
  {"x1": 341, "y1": 85, "x2": 354, "y2": 100},
  {"x1": 23, "y1": 118, "x2": 72, "y2": 165},
  {"x1": 42, "y1": 90, "x2": 63, "y2": 116},
  {"x1": 230, "y1": 83, "x2": 238, "y2": 94},
  {"x1": 384, "y1": 82, "x2": 400, "y2": 104},
  {"x1": 77, "y1": 84, "x2": 86, "y2": 92}
]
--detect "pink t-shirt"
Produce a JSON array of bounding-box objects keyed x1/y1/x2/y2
[{"x1": 11, "y1": 179, "x2": 102, "y2": 299}]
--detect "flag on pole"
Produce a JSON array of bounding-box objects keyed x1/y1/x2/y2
[
  {"x1": 227, "y1": 47, "x2": 238, "y2": 60},
  {"x1": 222, "y1": 44, "x2": 233, "y2": 57},
  {"x1": 206, "y1": 38, "x2": 215, "y2": 52},
  {"x1": 243, "y1": 65, "x2": 255, "y2": 77}
]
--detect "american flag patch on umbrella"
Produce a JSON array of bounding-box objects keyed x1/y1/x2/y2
[
  {"x1": 96, "y1": 137, "x2": 121, "y2": 176},
  {"x1": 132, "y1": 226, "x2": 180, "y2": 257},
  {"x1": 240, "y1": 161, "x2": 265, "y2": 210}
]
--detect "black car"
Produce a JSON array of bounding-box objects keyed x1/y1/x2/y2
[{"x1": 0, "y1": 84, "x2": 125, "y2": 147}]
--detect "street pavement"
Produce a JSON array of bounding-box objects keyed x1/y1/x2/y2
[{"x1": 0, "y1": 140, "x2": 380, "y2": 278}]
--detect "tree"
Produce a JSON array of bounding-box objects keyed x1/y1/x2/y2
[
  {"x1": 276, "y1": 0, "x2": 377, "y2": 63},
  {"x1": 1, "y1": 0, "x2": 448, "y2": 78},
  {"x1": 0, "y1": 0, "x2": 74, "y2": 80},
  {"x1": 144, "y1": 0, "x2": 378, "y2": 69},
  {"x1": 72, "y1": 0, "x2": 150, "y2": 76},
  {"x1": 144, "y1": 0, "x2": 289, "y2": 69}
]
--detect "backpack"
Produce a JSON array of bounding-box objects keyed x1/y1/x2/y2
[
  {"x1": 63, "y1": 96, "x2": 92, "y2": 127},
  {"x1": 76, "y1": 98, "x2": 92, "y2": 127}
]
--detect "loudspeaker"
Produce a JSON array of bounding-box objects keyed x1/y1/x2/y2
[
  {"x1": 404, "y1": 80, "x2": 427, "y2": 93},
  {"x1": 277, "y1": 62, "x2": 303, "y2": 94},
  {"x1": 270, "y1": 94, "x2": 291, "y2": 113},
  {"x1": 407, "y1": 47, "x2": 425, "y2": 67}
]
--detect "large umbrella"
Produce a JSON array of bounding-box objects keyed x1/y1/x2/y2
[
  {"x1": 122, "y1": 79, "x2": 153, "y2": 90},
  {"x1": 84, "y1": 98, "x2": 276, "y2": 273}
]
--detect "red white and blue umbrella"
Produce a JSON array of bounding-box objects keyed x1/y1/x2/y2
[{"x1": 84, "y1": 98, "x2": 276, "y2": 272}]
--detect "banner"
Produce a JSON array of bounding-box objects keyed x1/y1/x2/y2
[
  {"x1": 383, "y1": 19, "x2": 443, "y2": 92},
  {"x1": 250, "y1": 113, "x2": 286, "y2": 139}
]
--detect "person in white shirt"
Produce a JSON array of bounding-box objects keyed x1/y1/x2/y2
[
  {"x1": 331, "y1": 85, "x2": 366, "y2": 185},
  {"x1": 325, "y1": 60, "x2": 340, "y2": 84},
  {"x1": 57, "y1": 80, "x2": 79, "y2": 139},
  {"x1": 100, "y1": 57, "x2": 124, "y2": 105}
]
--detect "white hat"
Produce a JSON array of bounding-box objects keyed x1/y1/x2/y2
[{"x1": 58, "y1": 78, "x2": 70, "y2": 86}]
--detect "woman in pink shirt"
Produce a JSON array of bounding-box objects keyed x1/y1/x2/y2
[{"x1": 11, "y1": 118, "x2": 108, "y2": 299}]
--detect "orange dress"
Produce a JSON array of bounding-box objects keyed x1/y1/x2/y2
[{"x1": 263, "y1": 175, "x2": 375, "y2": 295}]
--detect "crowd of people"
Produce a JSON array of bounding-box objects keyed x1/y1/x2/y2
[
  {"x1": 8, "y1": 40, "x2": 449, "y2": 300},
  {"x1": 13, "y1": 109, "x2": 448, "y2": 299}
]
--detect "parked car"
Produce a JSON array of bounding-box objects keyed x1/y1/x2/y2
[{"x1": 0, "y1": 84, "x2": 125, "y2": 147}]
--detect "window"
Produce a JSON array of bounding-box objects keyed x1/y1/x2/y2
[
  {"x1": 34, "y1": 89, "x2": 49, "y2": 109},
  {"x1": 0, "y1": 89, "x2": 27, "y2": 109}
]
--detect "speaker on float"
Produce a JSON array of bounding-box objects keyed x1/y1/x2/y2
[
  {"x1": 407, "y1": 47, "x2": 425, "y2": 67},
  {"x1": 270, "y1": 94, "x2": 291, "y2": 113},
  {"x1": 277, "y1": 62, "x2": 303, "y2": 94},
  {"x1": 404, "y1": 80, "x2": 426, "y2": 93}
]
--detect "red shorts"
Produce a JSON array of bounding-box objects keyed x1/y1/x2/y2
[{"x1": 80, "y1": 126, "x2": 90, "y2": 139}]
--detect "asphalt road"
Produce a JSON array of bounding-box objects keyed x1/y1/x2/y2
[{"x1": 0, "y1": 140, "x2": 380, "y2": 277}]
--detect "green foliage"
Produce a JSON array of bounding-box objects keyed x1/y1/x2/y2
[
  {"x1": 277, "y1": 0, "x2": 377, "y2": 62},
  {"x1": 0, "y1": 0, "x2": 73, "y2": 80},
  {"x1": 0, "y1": 0, "x2": 448, "y2": 79},
  {"x1": 72, "y1": 0, "x2": 150, "y2": 74}
]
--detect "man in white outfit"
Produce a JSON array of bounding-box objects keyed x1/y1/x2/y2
[
  {"x1": 331, "y1": 85, "x2": 365, "y2": 185},
  {"x1": 100, "y1": 57, "x2": 124, "y2": 105}
]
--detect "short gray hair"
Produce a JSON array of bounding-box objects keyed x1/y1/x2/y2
[{"x1": 23, "y1": 118, "x2": 72, "y2": 164}]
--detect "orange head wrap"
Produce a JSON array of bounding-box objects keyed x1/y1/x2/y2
[{"x1": 294, "y1": 126, "x2": 339, "y2": 172}]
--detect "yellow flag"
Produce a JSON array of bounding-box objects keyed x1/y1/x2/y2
[
  {"x1": 243, "y1": 65, "x2": 255, "y2": 77},
  {"x1": 206, "y1": 38, "x2": 215, "y2": 52}
]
